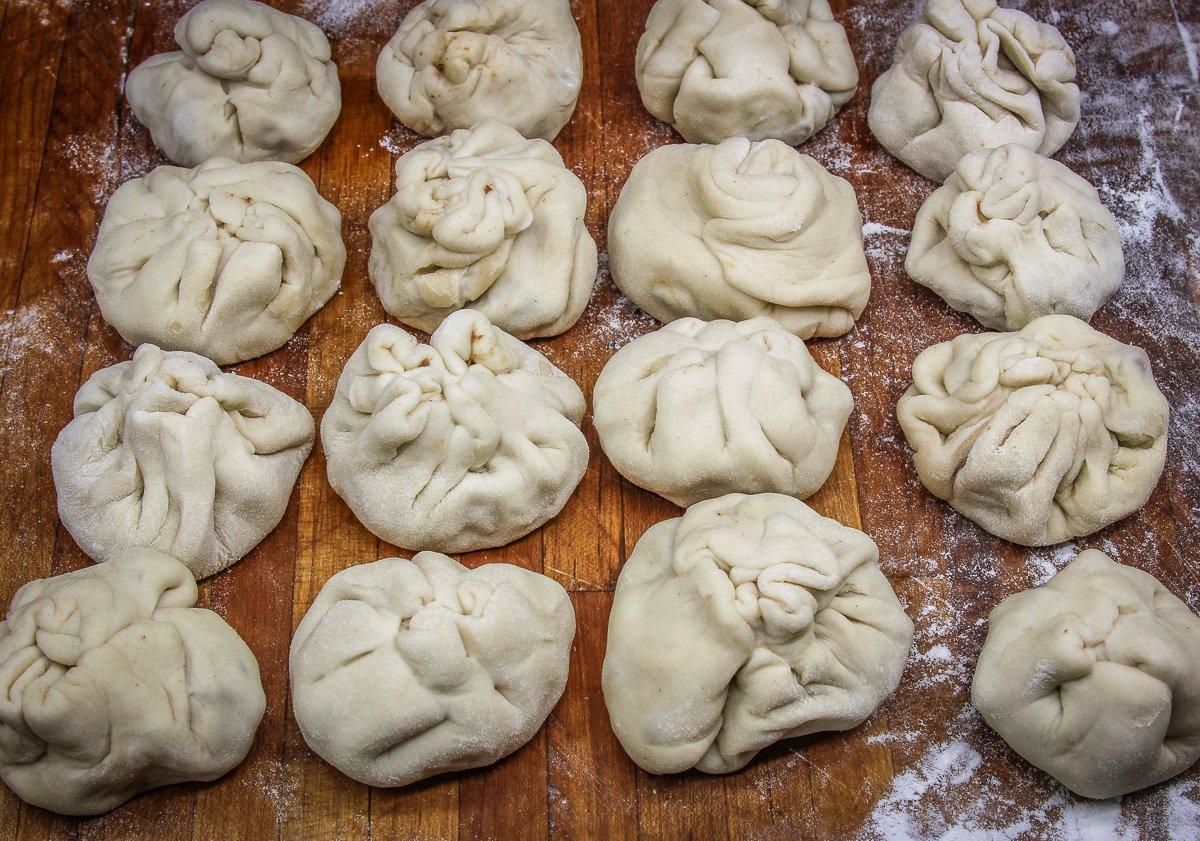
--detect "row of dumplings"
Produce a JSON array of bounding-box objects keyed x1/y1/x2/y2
[{"x1": 1, "y1": 0, "x2": 1196, "y2": 818}]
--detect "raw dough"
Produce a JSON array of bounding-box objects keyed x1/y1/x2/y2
[
  {"x1": 290, "y1": 552, "x2": 574, "y2": 787},
  {"x1": 608, "y1": 138, "x2": 871, "y2": 339},
  {"x1": 51, "y1": 344, "x2": 315, "y2": 579},
  {"x1": 594, "y1": 318, "x2": 852, "y2": 507},
  {"x1": 126, "y1": 0, "x2": 340, "y2": 166},
  {"x1": 907, "y1": 144, "x2": 1123, "y2": 330},
  {"x1": 89, "y1": 158, "x2": 345, "y2": 365},
  {"x1": 377, "y1": 0, "x2": 583, "y2": 141},
  {"x1": 897, "y1": 315, "x2": 1168, "y2": 546},
  {"x1": 0, "y1": 549, "x2": 265, "y2": 815},
  {"x1": 603, "y1": 493, "x2": 913, "y2": 774},
  {"x1": 321, "y1": 310, "x2": 588, "y2": 552},
  {"x1": 973, "y1": 549, "x2": 1200, "y2": 799},
  {"x1": 636, "y1": 0, "x2": 857, "y2": 145},
  {"x1": 868, "y1": 0, "x2": 1079, "y2": 183},
  {"x1": 368, "y1": 120, "x2": 596, "y2": 340}
]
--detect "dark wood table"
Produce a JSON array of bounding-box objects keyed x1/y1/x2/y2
[{"x1": 0, "y1": 0, "x2": 1196, "y2": 838}]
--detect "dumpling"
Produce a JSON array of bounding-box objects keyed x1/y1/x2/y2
[
  {"x1": 51, "y1": 345, "x2": 315, "y2": 579},
  {"x1": 897, "y1": 315, "x2": 1168, "y2": 546},
  {"x1": 88, "y1": 158, "x2": 345, "y2": 365},
  {"x1": 636, "y1": 0, "x2": 857, "y2": 145},
  {"x1": 0, "y1": 549, "x2": 265, "y2": 815},
  {"x1": 868, "y1": 0, "x2": 1079, "y2": 183},
  {"x1": 125, "y1": 0, "x2": 340, "y2": 166},
  {"x1": 368, "y1": 120, "x2": 596, "y2": 340},
  {"x1": 973, "y1": 549, "x2": 1200, "y2": 799},
  {"x1": 321, "y1": 310, "x2": 588, "y2": 552},
  {"x1": 376, "y1": 0, "x2": 583, "y2": 141},
  {"x1": 907, "y1": 145, "x2": 1123, "y2": 330},
  {"x1": 290, "y1": 552, "x2": 574, "y2": 786},
  {"x1": 594, "y1": 318, "x2": 852, "y2": 507},
  {"x1": 602, "y1": 493, "x2": 913, "y2": 774},
  {"x1": 608, "y1": 138, "x2": 871, "y2": 339}
]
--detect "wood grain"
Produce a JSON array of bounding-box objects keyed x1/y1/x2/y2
[{"x1": 0, "y1": 0, "x2": 1195, "y2": 839}]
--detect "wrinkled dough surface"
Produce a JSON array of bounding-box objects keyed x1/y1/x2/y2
[
  {"x1": 868, "y1": 0, "x2": 1079, "y2": 182},
  {"x1": 0, "y1": 550, "x2": 265, "y2": 815},
  {"x1": 321, "y1": 310, "x2": 588, "y2": 552},
  {"x1": 368, "y1": 120, "x2": 596, "y2": 339},
  {"x1": 51, "y1": 345, "x2": 315, "y2": 579},
  {"x1": 602, "y1": 493, "x2": 913, "y2": 774},
  {"x1": 377, "y1": 0, "x2": 583, "y2": 141},
  {"x1": 608, "y1": 138, "x2": 870, "y2": 339},
  {"x1": 636, "y1": 0, "x2": 858, "y2": 144},
  {"x1": 594, "y1": 318, "x2": 852, "y2": 507},
  {"x1": 126, "y1": 0, "x2": 341, "y2": 166},
  {"x1": 897, "y1": 315, "x2": 1168, "y2": 546},
  {"x1": 973, "y1": 549, "x2": 1200, "y2": 799},
  {"x1": 89, "y1": 158, "x2": 345, "y2": 365},
  {"x1": 907, "y1": 145, "x2": 1123, "y2": 330},
  {"x1": 290, "y1": 552, "x2": 574, "y2": 787}
]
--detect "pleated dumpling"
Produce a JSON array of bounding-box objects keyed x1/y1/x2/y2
[
  {"x1": 897, "y1": 316, "x2": 1169, "y2": 546},
  {"x1": 602, "y1": 493, "x2": 913, "y2": 775},
  {"x1": 321, "y1": 311, "x2": 588, "y2": 553},
  {"x1": 368, "y1": 120, "x2": 596, "y2": 340},
  {"x1": 377, "y1": 0, "x2": 583, "y2": 141},
  {"x1": 0, "y1": 550, "x2": 265, "y2": 815},
  {"x1": 126, "y1": 0, "x2": 340, "y2": 166},
  {"x1": 973, "y1": 549, "x2": 1200, "y2": 799},
  {"x1": 594, "y1": 318, "x2": 852, "y2": 507},
  {"x1": 635, "y1": 0, "x2": 857, "y2": 145},
  {"x1": 608, "y1": 138, "x2": 871, "y2": 339},
  {"x1": 868, "y1": 0, "x2": 1079, "y2": 182},
  {"x1": 88, "y1": 158, "x2": 345, "y2": 365},
  {"x1": 51, "y1": 345, "x2": 315, "y2": 579},
  {"x1": 907, "y1": 145, "x2": 1123, "y2": 330},
  {"x1": 290, "y1": 552, "x2": 574, "y2": 787}
]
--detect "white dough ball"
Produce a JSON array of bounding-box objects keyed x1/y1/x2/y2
[
  {"x1": 0, "y1": 549, "x2": 265, "y2": 815},
  {"x1": 635, "y1": 0, "x2": 858, "y2": 145},
  {"x1": 594, "y1": 318, "x2": 852, "y2": 507},
  {"x1": 973, "y1": 549, "x2": 1200, "y2": 799},
  {"x1": 897, "y1": 315, "x2": 1168, "y2": 546},
  {"x1": 51, "y1": 345, "x2": 315, "y2": 579},
  {"x1": 368, "y1": 120, "x2": 596, "y2": 340},
  {"x1": 89, "y1": 158, "x2": 345, "y2": 365},
  {"x1": 290, "y1": 552, "x2": 574, "y2": 787},
  {"x1": 377, "y1": 0, "x2": 583, "y2": 141},
  {"x1": 126, "y1": 0, "x2": 341, "y2": 166},
  {"x1": 602, "y1": 493, "x2": 913, "y2": 774},
  {"x1": 608, "y1": 138, "x2": 871, "y2": 339},
  {"x1": 868, "y1": 0, "x2": 1080, "y2": 183},
  {"x1": 321, "y1": 310, "x2": 588, "y2": 553},
  {"x1": 907, "y1": 145, "x2": 1123, "y2": 330}
]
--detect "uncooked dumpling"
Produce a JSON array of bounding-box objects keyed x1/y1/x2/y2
[
  {"x1": 594, "y1": 318, "x2": 852, "y2": 507},
  {"x1": 868, "y1": 0, "x2": 1079, "y2": 183},
  {"x1": 603, "y1": 493, "x2": 913, "y2": 774},
  {"x1": 897, "y1": 315, "x2": 1168, "y2": 546},
  {"x1": 51, "y1": 345, "x2": 315, "y2": 579},
  {"x1": 321, "y1": 310, "x2": 588, "y2": 552},
  {"x1": 636, "y1": 0, "x2": 857, "y2": 145},
  {"x1": 368, "y1": 120, "x2": 596, "y2": 340},
  {"x1": 608, "y1": 138, "x2": 871, "y2": 339},
  {"x1": 377, "y1": 0, "x2": 583, "y2": 141},
  {"x1": 973, "y1": 549, "x2": 1200, "y2": 799},
  {"x1": 907, "y1": 144, "x2": 1123, "y2": 330},
  {"x1": 290, "y1": 552, "x2": 574, "y2": 787},
  {"x1": 89, "y1": 158, "x2": 345, "y2": 365},
  {"x1": 126, "y1": 0, "x2": 340, "y2": 166},
  {"x1": 0, "y1": 549, "x2": 265, "y2": 815}
]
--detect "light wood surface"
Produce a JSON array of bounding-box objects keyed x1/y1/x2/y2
[{"x1": 0, "y1": 0, "x2": 1196, "y2": 838}]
